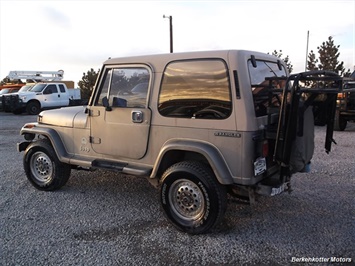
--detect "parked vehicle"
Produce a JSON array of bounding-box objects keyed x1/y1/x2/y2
[
  {"x1": 0, "y1": 84, "x2": 34, "y2": 111},
  {"x1": 3, "y1": 82, "x2": 81, "y2": 115},
  {"x1": 2, "y1": 70, "x2": 82, "y2": 114},
  {"x1": 17, "y1": 50, "x2": 344, "y2": 234},
  {"x1": 334, "y1": 71, "x2": 355, "y2": 130},
  {"x1": 0, "y1": 84, "x2": 24, "y2": 94}
]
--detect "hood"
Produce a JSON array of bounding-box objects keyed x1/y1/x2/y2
[
  {"x1": 38, "y1": 106, "x2": 87, "y2": 128},
  {"x1": 16, "y1": 91, "x2": 36, "y2": 100},
  {"x1": 18, "y1": 91, "x2": 36, "y2": 97}
]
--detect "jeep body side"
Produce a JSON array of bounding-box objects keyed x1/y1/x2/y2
[{"x1": 17, "y1": 50, "x2": 342, "y2": 234}]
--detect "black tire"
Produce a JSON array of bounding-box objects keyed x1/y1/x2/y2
[
  {"x1": 26, "y1": 101, "x2": 41, "y2": 115},
  {"x1": 334, "y1": 110, "x2": 347, "y2": 131},
  {"x1": 23, "y1": 139, "x2": 71, "y2": 191},
  {"x1": 160, "y1": 161, "x2": 227, "y2": 234}
]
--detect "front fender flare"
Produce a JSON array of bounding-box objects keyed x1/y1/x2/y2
[{"x1": 19, "y1": 125, "x2": 70, "y2": 164}]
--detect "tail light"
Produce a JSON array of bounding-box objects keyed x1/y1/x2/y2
[{"x1": 337, "y1": 93, "x2": 345, "y2": 99}]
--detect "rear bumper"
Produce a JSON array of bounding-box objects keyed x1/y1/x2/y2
[
  {"x1": 256, "y1": 180, "x2": 290, "y2": 196},
  {"x1": 339, "y1": 110, "x2": 355, "y2": 119}
]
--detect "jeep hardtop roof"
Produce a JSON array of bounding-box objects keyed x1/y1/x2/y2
[{"x1": 103, "y1": 50, "x2": 278, "y2": 71}]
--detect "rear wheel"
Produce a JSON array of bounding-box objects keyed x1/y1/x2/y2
[
  {"x1": 160, "y1": 161, "x2": 227, "y2": 234},
  {"x1": 23, "y1": 139, "x2": 71, "y2": 191}
]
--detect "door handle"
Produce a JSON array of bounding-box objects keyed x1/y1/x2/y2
[{"x1": 132, "y1": 111, "x2": 143, "y2": 123}]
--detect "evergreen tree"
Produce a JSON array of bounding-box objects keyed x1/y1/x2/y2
[
  {"x1": 317, "y1": 36, "x2": 345, "y2": 75},
  {"x1": 307, "y1": 36, "x2": 347, "y2": 76},
  {"x1": 306, "y1": 50, "x2": 318, "y2": 71},
  {"x1": 78, "y1": 68, "x2": 99, "y2": 100},
  {"x1": 0, "y1": 77, "x2": 23, "y2": 85},
  {"x1": 270, "y1": 50, "x2": 293, "y2": 73}
]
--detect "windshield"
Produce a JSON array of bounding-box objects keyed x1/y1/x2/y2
[
  {"x1": 30, "y1": 84, "x2": 46, "y2": 92},
  {"x1": 19, "y1": 85, "x2": 34, "y2": 92},
  {"x1": 0, "y1": 89, "x2": 10, "y2": 95}
]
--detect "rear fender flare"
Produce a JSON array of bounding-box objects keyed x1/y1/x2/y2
[{"x1": 151, "y1": 139, "x2": 233, "y2": 185}]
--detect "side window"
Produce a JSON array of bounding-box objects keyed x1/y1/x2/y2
[
  {"x1": 95, "y1": 67, "x2": 150, "y2": 108},
  {"x1": 58, "y1": 84, "x2": 66, "y2": 93},
  {"x1": 158, "y1": 59, "x2": 231, "y2": 119},
  {"x1": 44, "y1": 84, "x2": 58, "y2": 94}
]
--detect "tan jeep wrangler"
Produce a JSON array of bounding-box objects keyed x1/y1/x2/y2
[{"x1": 17, "y1": 50, "x2": 343, "y2": 234}]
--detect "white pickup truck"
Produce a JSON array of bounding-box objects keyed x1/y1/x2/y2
[{"x1": 3, "y1": 82, "x2": 81, "y2": 115}]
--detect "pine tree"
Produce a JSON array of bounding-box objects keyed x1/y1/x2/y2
[
  {"x1": 0, "y1": 77, "x2": 23, "y2": 85},
  {"x1": 308, "y1": 36, "x2": 346, "y2": 75},
  {"x1": 306, "y1": 50, "x2": 318, "y2": 71},
  {"x1": 78, "y1": 68, "x2": 99, "y2": 100},
  {"x1": 270, "y1": 50, "x2": 293, "y2": 73}
]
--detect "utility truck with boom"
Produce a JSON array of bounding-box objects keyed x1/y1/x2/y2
[
  {"x1": 3, "y1": 70, "x2": 81, "y2": 115},
  {"x1": 17, "y1": 50, "x2": 345, "y2": 234}
]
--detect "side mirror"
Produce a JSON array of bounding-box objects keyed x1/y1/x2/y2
[
  {"x1": 251, "y1": 55, "x2": 257, "y2": 68},
  {"x1": 102, "y1": 96, "x2": 112, "y2": 111},
  {"x1": 277, "y1": 60, "x2": 282, "y2": 71}
]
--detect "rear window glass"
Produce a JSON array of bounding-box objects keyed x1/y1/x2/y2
[{"x1": 248, "y1": 60, "x2": 287, "y2": 117}]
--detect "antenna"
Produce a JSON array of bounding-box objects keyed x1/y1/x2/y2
[{"x1": 305, "y1": 30, "x2": 309, "y2": 71}]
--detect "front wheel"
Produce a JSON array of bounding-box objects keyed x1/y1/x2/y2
[
  {"x1": 334, "y1": 110, "x2": 347, "y2": 131},
  {"x1": 160, "y1": 161, "x2": 227, "y2": 234},
  {"x1": 23, "y1": 139, "x2": 71, "y2": 191},
  {"x1": 26, "y1": 101, "x2": 41, "y2": 115}
]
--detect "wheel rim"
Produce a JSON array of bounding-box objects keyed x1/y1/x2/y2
[
  {"x1": 168, "y1": 179, "x2": 205, "y2": 222},
  {"x1": 30, "y1": 105, "x2": 39, "y2": 114},
  {"x1": 30, "y1": 151, "x2": 53, "y2": 183}
]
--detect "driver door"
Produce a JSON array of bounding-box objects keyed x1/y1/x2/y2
[
  {"x1": 89, "y1": 66, "x2": 151, "y2": 160},
  {"x1": 39, "y1": 84, "x2": 61, "y2": 108}
]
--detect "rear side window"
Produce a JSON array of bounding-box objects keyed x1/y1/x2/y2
[
  {"x1": 44, "y1": 84, "x2": 58, "y2": 94},
  {"x1": 158, "y1": 59, "x2": 231, "y2": 119},
  {"x1": 58, "y1": 84, "x2": 66, "y2": 93}
]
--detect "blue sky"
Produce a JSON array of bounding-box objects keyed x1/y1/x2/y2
[{"x1": 0, "y1": 0, "x2": 354, "y2": 85}]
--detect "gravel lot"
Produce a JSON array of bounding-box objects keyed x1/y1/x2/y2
[{"x1": 0, "y1": 112, "x2": 354, "y2": 265}]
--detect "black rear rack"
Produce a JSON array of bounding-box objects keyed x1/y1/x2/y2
[{"x1": 265, "y1": 70, "x2": 344, "y2": 180}]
